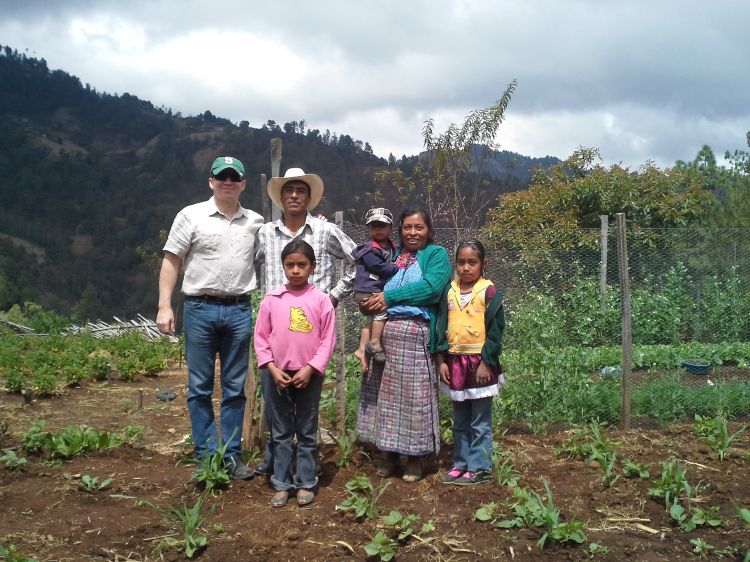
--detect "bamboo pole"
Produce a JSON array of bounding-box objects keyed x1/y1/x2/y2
[
  {"x1": 616, "y1": 213, "x2": 633, "y2": 430},
  {"x1": 334, "y1": 211, "x2": 347, "y2": 435}
]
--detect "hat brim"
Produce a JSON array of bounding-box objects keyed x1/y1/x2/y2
[{"x1": 267, "y1": 173, "x2": 324, "y2": 211}]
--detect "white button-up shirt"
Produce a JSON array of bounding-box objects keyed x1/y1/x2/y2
[
  {"x1": 163, "y1": 197, "x2": 264, "y2": 296},
  {"x1": 255, "y1": 214, "x2": 357, "y2": 301}
]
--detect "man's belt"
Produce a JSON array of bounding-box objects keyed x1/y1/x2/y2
[{"x1": 186, "y1": 294, "x2": 250, "y2": 305}]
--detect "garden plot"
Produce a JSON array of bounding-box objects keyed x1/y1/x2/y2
[{"x1": 1, "y1": 365, "x2": 749, "y2": 561}]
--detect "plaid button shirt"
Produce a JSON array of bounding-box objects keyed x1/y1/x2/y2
[{"x1": 255, "y1": 214, "x2": 357, "y2": 302}]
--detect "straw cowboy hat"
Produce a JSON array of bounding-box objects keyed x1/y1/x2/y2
[{"x1": 267, "y1": 168, "x2": 324, "y2": 210}]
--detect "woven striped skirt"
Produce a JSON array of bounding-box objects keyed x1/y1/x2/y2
[{"x1": 357, "y1": 317, "x2": 440, "y2": 456}]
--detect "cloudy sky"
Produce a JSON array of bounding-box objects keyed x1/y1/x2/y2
[{"x1": 1, "y1": 0, "x2": 748, "y2": 168}]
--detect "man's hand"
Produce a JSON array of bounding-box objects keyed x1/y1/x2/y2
[
  {"x1": 329, "y1": 295, "x2": 339, "y2": 308},
  {"x1": 156, "y1": 306, "x2": 176, "y2": 335},
  {"x1": 438, "y1": 362, "x2": 451, "y2": 385}
]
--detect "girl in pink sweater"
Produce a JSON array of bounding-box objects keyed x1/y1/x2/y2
[{"x1": 253, "y1": 239, "x2": 336, "y2": 507}]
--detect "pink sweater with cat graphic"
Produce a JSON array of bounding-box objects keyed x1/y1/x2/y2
[{"x1": 253, "y1": 283, "x2": 336, "y2": 375}]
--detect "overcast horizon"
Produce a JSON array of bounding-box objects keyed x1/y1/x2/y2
[{"x1": 1, "y1": 0, "x2": 748, "y2": 170}]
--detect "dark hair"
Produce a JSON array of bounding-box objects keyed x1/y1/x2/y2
[
  {"x1": 455, "y1": 239, "x2": 486, "y2": 262},
  {"x1": 281, "y1": 238, "x2": 316, "y2": 264},
  {"x1": 398, "y1": 206, "x2": 434, "y2": 245}
]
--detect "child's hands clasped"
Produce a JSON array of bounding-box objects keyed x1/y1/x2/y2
[
  {"x1": 290, "y1": 365, "x2": 315, "y2": 389},
  {"x1": 268, "y1": 363, "x2": 292, "y2": 390}
]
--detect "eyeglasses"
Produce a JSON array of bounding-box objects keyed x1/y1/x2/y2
[{"x1": 213, "y1": 170, "x2": 243, "y2": 182}]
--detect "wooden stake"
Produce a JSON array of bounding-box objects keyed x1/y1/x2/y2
[{"x1": 616, "y1": 213, "x2": 633, "y2": 430}]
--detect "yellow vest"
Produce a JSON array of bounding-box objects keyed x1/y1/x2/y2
[{"x1": 446, "y1": 278, "x2": 493, "y2": 354}]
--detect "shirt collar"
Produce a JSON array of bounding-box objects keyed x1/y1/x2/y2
[
  {"x1": 207, "y1": 196, "x2": 247, "y2": 220},
  {"x1": 274, "y1": 213, "x2": 315, "y2": 236},
  {"x1": 268, "y1": 283, "x2": 313, "y2": 297}
]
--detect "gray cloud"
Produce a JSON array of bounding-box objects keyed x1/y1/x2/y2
[{"x1": 0, "y1": 0, "x2": 747, "y2": 168}]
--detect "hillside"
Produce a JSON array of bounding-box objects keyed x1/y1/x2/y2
[{"x1": 0, "y1": 45, "x2": 546, "y2": 318}]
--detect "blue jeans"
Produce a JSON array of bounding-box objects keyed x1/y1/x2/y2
[
  {"x1": 183, "y1": 298, "x2": 252, "y2": 459},
  {"x1": 452, "y1": 396, "x2": 493, "y2": 472},
  {"x1": 261, "y1": 368, "x2": 323, "y2": 491}
]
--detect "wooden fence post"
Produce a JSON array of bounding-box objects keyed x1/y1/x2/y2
[
  {"x1": 616, "y1": 213, "x2": 632, "y2": 430},
  {"x1": 270, "y1": 138, "x2": 282, "y2": 223},
  {"x1": 242, "y1": 173, "x2": 269, "y2": 452},
  {"x1": 600, "y1": 215, "x2": 609, "y2": 310},
  {"x1": 334, "y1": 211, "x2": 347, "y2": 435}
]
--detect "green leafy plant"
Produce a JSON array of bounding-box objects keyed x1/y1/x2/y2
[
  {"x1": 364, "y1": 531, "x2": 397, "y2": 561},
  {"x1": 0, "y1": 543, "x2": 39, "y2": 562},
  {"x1": 690, "y1": 538, "x2": 716, "y2": 557},
  {"x1": 21, "y1": 421, "x2": 142, "y2": 459},
  {"x1": 336, "y1": 475, "x2": 390, "y2": 520},
  {"x1": 588, "y1": 542, "x2": 609, "y2": 557},
  {"x1": 735, "y1": 502, "x2": 750, "y2": 562},
  {"x1": 139, "y1": 494, "x2": 212, "y2": 559},
  {"x1": 78, "y1": 474, "x2": 114, "y2": 492},
  {"x1": 669, "y1": 501, "x2": 722, "y2": 532},
  {"x1": 622, "y1": 460, "x2": 651, "y2": 479},
  {"x1": 475, "y1": 482, "x2": 586, "y2": 550},
  {"x1": 0, "y1": 449, "x2": 28, "y2": 468},
  {"x1": 364, "y1": 510, "x2": 435, "y2": 561}
]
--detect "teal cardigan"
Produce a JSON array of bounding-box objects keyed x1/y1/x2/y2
[{"x1": 383, "y1": 243, "x2": 452, "y2": 353}]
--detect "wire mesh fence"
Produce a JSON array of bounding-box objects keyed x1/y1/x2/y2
[{"x1": 341, "y1": 221, "x2": 750, "y2": 426}]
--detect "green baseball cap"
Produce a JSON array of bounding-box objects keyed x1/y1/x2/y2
[{"x1": 210, "y1": 156, "x2": 245, "y2": 178}]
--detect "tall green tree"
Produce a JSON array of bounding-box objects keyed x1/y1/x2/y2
[{"x1": 369, "y1": 80, "x2": 518, "y2": 233}]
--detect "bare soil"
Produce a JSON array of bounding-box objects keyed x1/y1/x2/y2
[{"x1": 1, "y1": 366, "x2": 749, "y2": 561}]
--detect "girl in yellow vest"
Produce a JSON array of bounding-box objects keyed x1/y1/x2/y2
[{"x1": 435, "y1": 240, "x2": 505, "y2": 485}]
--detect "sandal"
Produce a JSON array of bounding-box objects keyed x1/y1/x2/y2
[
  {"x1": 402, "y1": 458, "x2": 422, "y2": 483},
  {"x1": 375, "y1": 455, "x2": 397, "y2": 477},
  {"x1": 365, "y1": 342, "x2": 386, "y2": 364},
  {"x1": 271, "y1": 490, "x2": 289, "y2": 508},
  {"x1": 297, "y1": 489, "x2": 315, "y2": 506}
]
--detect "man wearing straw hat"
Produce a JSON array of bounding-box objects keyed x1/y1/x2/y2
[{"x1": 253, "y1": 167, "x2": 357, "y2": 476}]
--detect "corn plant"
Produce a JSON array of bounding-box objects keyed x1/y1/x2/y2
[
  {"x1": 191, "y1": 435, "x2": 231, "y2": 493},
  {"x1": 648, "y1": 461, "x2": 691, "y2": 509},
  {"x1": 78, "y1": 474, "x2": 114, "y2": 492},
  {"x1": 139, "y1": 494, "x2": 212, "y2": 559},
  {"x1": 586, "y1": 421, "x2": 620, "y2": 487},
  {"x1": 336, "y1": 475, "x2": 390, "y2": 520},
  {"x1": 488, "y1": 449, "x2": 520, "y2": 487},
  {"x1": 707, "y1": 416, "x2": 746, "y2": 461},
  {"x1": 335, "y1": 429, "x2": 357, "y2": 468}
]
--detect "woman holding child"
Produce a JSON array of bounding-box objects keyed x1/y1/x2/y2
[{"x1": 357, "y1": 207, "x2": 452, "y2": 482}]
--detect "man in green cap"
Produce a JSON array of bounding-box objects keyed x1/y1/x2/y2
[{"x1": 157, "y1": 156, "x2": 263, "y2": 480}]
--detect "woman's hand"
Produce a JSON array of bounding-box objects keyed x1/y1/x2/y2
[
  {"x1": 291, "y1": 365, "x2": 314, "y2": 389},
  {"x1": 438, "y1": 363, "x2": 450, "y2": 385},
  {"x1": 475, "y1": 361, "x2": 492, "y2": 385},
  {"x1": 268, "y1": 363, "x2": 292, "y2": 390},
  {"x1": 360, "y1": 292, "x2": 387, "y2": 314}
]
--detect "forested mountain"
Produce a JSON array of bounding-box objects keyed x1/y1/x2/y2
[{"x1": 0, "y1": 45, "x2": 546, "y2": 318}]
